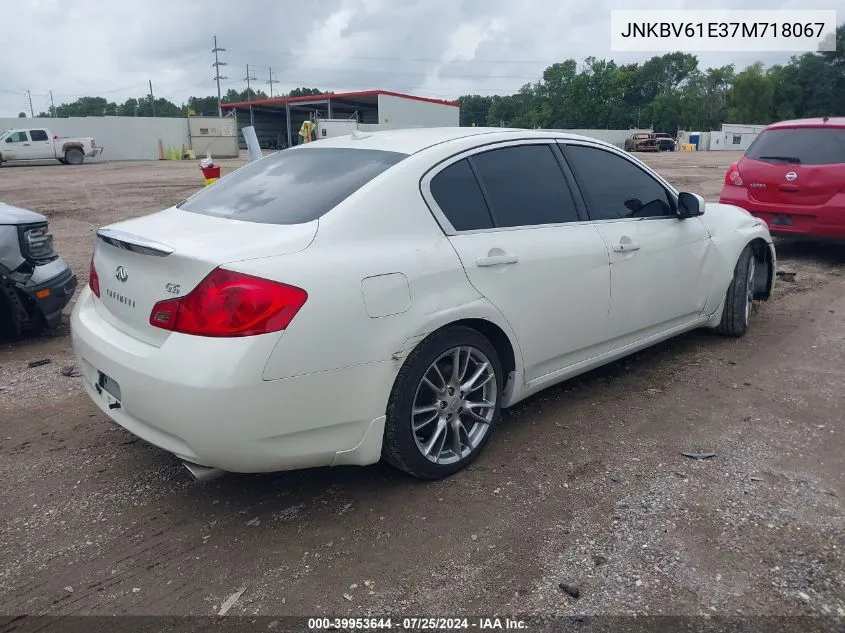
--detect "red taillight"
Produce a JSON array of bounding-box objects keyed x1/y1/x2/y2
[
  {"x1": 725, "y1": 162, "x2": 743, "y2": 186},
  {"x1": 149, "y1": 268, "x2": 308, "y2": 338},
  {"x1": 89, "y1": 258, "x2": 100, "y2": 297},
  {"x1": 91, "y1": 139, "x2": 96, "y2": 149}
]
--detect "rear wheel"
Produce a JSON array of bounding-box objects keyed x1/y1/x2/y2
[
  {"x1": 716, "y1": 245, "x2": 756, "y2": 337},
  {"x1": 64, "y1": 148, "x2": 84, "y2": 165},
  {"x1": 382, "y1": 326, "x2": 503, "y2": 479}
]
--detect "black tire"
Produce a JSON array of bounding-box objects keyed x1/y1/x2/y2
[
  {"x1": 64, "y1": 148, "x2": 84, "y2": 165},
  {"x1": 382, "y1": 326, "x2": 503, "y2": 480},
  {"x1": 716, "y1": 245, "x2": 756, "y2": 337},
  {"x1": 0, "y1": 293, "x2": 23, "y2": 342}
]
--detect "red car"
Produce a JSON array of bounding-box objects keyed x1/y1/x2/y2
[{"x1": 719, "y1": 117, "x2": 845, "y2": 240}]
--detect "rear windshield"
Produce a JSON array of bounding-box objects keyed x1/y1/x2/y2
[
  {"x1": 177, "y1": 147, "x2": 407, "y2": 224},
  {"x1": 746, "y1": 128, "x2": 845, "y2": 165}
]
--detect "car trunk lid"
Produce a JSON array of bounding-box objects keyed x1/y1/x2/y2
[{"x1": 92, "y1": 207, "x2": 317, "y2": 347}]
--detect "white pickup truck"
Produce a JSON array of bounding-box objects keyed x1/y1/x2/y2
[{"x1": 0, "y1": 127, "x2": 103, "y2": 166}]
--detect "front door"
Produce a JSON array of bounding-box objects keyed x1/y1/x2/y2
[
  {"x1": 2, "y1": 130, "x2": 30, "y2": 160},
  {"x1": 423, "y1": 141, "x2": 611, "y2": 382},
  {"x1": 561, "y1": 142, "x2": 712, "y2": 343}
]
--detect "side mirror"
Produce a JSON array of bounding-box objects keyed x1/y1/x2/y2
[{"x1": 678, "y1": 192, "x2": 705, "y2": 218}]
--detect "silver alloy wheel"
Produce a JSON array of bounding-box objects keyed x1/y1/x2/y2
[
  {"x1": 744, "y1": 255, "x2": 756, "y2": 326},
  {"x1": 411, "y1": 346, "x2": 497, "y2": 465}
]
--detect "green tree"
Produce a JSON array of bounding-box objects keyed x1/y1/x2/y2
[
  {"x1": 287, "y1": 87, "x2": 330, "y2": 97},
  {"x1": 457, "y1": 95, "x2": 493, "y2": 126},
  {"x1": 726, "y1": 62, "x2": 774, "y2": 123}
]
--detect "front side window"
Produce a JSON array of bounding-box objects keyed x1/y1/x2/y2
[
  {"x1": 6, "y1": 131, "x2": 28, "y2": 143},
  {"x1": 178, "y1": 147, "x2": 407, "y2": 225},
  {"x1": 564, "y1": 145, "x2": 674, "y2": 221},
  {"x1": 469, "y1": 144, "x2": 580, "y2": 228}
]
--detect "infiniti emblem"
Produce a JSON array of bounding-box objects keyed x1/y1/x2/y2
[
  {"x1": 115, "y1": 265, "x2": 128, "y2": 283},
  {"x1": 785, "y1": 171, "x2": 798, "y2": 181}
]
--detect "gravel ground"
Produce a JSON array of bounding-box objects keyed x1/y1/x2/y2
[{"x1": 0, "y1": 150, "x2": 843, "y2": 627}]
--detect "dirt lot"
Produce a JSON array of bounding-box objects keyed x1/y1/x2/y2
[{"x1": 1, "y1": 150, "x2": 843, "y2": 623}]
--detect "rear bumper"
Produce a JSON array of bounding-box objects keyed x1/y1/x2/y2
[
  {"x1": 720, "y1": 186, "x2": 845, "y2": 239},
  {"x1": 89, "y1": 147, "x2": 104, "y2": 158},
  {"x1": 70, "y1": 286, "x2": 393, "y2": 473}
]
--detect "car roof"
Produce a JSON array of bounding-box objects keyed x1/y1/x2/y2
[
  {"x1": 295, "y1": 127, "x2": 616, "y2": 155},
  {"x1": 765, "y1": 117, "x2": 845, "y2": 130}
]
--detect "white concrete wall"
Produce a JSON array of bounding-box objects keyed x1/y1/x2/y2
[
  {"x1": 376, "y1": 94, "x2": 460, "y2": 129},
  {"x1": 0, "y1": 116, "x2": 189, "y2": 161}
]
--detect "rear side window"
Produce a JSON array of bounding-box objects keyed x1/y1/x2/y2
[
  {"x1": 470, "y1": 144, "x2": 580, "y2": 227},
  {"x1": 429, "y1": 159, "x2": 493, "y2": 231},
  {"x1": 178, "y1": 147, "x2": 407, "y2": 225},
  {"x1": 746, "y1": 128, "x2": 845, "y2": 165},
  {"x1": 29, "y1": 130, "x2": 49, "y2": 141}
]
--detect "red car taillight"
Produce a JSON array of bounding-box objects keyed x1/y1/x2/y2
[
  {"x1": 725, "y1": 162, "x2": 743, "y2": 186},
  {"x1": 89, "y1": 258, "x2": 100, "y2": 297},
  {"x1": 149, "y1": 268, "x2": 308, "y2": 338}
]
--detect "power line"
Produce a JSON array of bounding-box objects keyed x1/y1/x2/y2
[
  {"x1": 241, "y1": 48, "x2": 571, "y2": 65},
  {"x1": 212, "y1": 35, "x2": 227, "y2": 117}
]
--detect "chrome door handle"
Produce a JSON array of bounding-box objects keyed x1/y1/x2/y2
[
  {"x1": 477, "y1": 254, "x2": 518, "y2": 267},
  {"x1": 612, "y1": 241, "x2": 640, "y2": 252}
]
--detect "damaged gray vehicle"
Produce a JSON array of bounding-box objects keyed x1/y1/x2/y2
[{"x1": 0, "y1": 202, "x2": 77, "y2": 340}]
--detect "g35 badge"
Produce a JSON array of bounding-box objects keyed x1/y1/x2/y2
[{"x1": 165, "y1": 283, "x2": 181, "y2": 295}]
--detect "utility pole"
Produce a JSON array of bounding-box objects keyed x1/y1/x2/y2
[
  {"x1": 149, "y1": 80, "x2": 156, "y2": 116},
  {"x1": 267, "y1": 67, "x2": 279, "y2": 99},
  {"x1": 49, "y1": 90, "x2": 56, "y2": 117},
  {"x1": 26, "y1": 90, "x2": 34, "y2": 118},
  {"x1": 244, "y1": 64, "x2": 257, "y2": 127},
  {"x1": 212, "y1": 35, "x2": 227, "y2": 117}
]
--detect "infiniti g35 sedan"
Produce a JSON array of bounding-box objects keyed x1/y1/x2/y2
[{"x1": 71, "y1": 127, "x2": 776, "y2": 481}]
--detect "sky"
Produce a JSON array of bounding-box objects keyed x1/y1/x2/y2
[{"x1": 1, "y1": 0, "x2": 841, "y2": 117}]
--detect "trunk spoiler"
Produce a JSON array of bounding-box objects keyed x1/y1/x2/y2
[{"x1": 96, "y1": 228, "x2": 174, "y2": 257}]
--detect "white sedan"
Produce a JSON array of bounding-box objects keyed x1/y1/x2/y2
[{"x1": 71, "y1": 128, "x2": 776, "y2": 481}]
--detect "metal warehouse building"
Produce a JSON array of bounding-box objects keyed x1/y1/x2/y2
[{"x1": 221, "y1": 89, "x2": 460, "y2": 150}]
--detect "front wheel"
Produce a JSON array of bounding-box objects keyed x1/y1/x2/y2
[
  {"x1": 382, "y1": 326, "x2": 503, "y2": 479},
  {"x1": 716, "y1": 245, "x2": 756, "y2": 337}
]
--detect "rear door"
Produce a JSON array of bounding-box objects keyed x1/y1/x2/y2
[
  {"x1": 422, "y1": 140, "x2": 611, "y2": 382},
  {"x1": 740, "y1": 127, "x2": 845, "y2": 207},
  {"x1": 27, "y1": 129, "x2": 56, "y2": 159}
]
